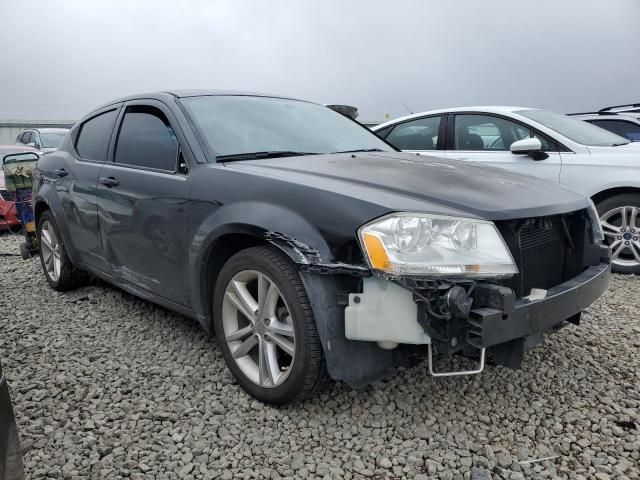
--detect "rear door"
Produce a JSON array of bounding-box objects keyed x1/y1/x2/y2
[
  {"x1": 96, "y1": 100, "x2": 192, "y2": 306},
  {"x1": 47, "y1": 106, "x2": 120, "y2": 270},
  {"x1": 445, "y1": 113, "x2": 562, "y2": 182}
]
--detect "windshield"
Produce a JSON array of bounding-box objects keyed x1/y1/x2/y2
[
  {"x1": 517, "y1": 109, "x2": 630, "y2": 147},
  {"x1": 180, "y1": 95, "x2": 393, "y2": 159},
  {"x1": 39, "y1": 131, "x2": 68, "y2": 148}
]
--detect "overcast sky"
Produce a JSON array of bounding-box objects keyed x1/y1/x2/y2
[{"x1": 1, "y1": 0, "x2": 638, "y2": 121}]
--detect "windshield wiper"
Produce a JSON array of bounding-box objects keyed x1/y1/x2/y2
[
  {"x1": 612, "y1": 142, "x2": 629, "y2": 147},
  {"x1": 216, "y1": 151, "x2": 319, "y2": 162},
  {"x1": 332, "y1": 148, "x2": 385, "y2": 154}
]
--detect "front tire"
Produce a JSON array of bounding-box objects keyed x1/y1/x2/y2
[
  {"x1": 37, "y1": 211, "x2": 88, "y2": 290},
  {"x1": 596, "y1": 193, "x2": 640, "y2": 274},
  {"x1": 213, "y1": 245, "x2": 327, "y2": 404}
]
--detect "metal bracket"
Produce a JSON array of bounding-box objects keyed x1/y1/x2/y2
[{"x1": 427, "y1": 344, "x2": 486, "y2": 377}]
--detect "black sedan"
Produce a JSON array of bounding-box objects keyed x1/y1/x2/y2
[
  {"x1": 33, "y1": 91, "x2": 610, "y2": 404},
  {"x1": 0, "y1": 360, "x2": 25, "y2": 480}
]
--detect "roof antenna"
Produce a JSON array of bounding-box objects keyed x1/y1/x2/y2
[{"x1": 402, "y1": 103, "x2": 414, "y2": 114}]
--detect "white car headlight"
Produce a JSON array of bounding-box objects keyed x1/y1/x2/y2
[{"x1": 358, "y1": 213, "x2": 518, "y2": 277}]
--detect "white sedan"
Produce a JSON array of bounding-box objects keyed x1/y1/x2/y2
[{"x1": 373, "y1": 106, "x2": 640, "y2": 274}]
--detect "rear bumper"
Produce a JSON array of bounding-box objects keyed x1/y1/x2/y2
[{"x1": 468, "y1": 260, "x2": 610, "y2": 348}]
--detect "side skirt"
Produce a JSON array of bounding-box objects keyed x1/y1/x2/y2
[{"x1": 75, "y1": 261, "x2": 205, "y2": 329}]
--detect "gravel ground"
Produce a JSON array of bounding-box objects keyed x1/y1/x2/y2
[{"x1": 0, "y1": 232, "x2": 638, "y2": 480}]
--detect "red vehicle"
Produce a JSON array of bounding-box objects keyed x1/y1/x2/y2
[{"x1": 0, "y1": 145, "x2": 37, "y2": 232}]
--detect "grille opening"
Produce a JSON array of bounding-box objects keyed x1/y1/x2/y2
[
  {"x1": 519, "y1": 219, "x2": 566, "y2": 296},
  {"x1": 497, "y1": 211, "x2": 588, "y2": 298}
]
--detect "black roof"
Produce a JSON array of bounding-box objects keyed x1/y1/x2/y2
[
  {"x1": 86, "y1": 90, "x2": 310, "y2": 121},
  {"x1": 167, "y1": 89, "x2": 300, "y2": 100},
  {"x1": 104, "y1": 89, "x2": 302, "y2": 105}
]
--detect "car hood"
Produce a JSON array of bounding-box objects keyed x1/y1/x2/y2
[{"x1": 224, "y1": 152, "x2": 589, "y2": 220}]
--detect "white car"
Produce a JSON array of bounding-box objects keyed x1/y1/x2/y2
[{"x1": 373, "y1": 106, "x2": 640, "y2": 274}]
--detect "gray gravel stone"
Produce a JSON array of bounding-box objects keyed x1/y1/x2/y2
[{"x1": 0, "y1": 233, "x2": 639, "y2": 480}]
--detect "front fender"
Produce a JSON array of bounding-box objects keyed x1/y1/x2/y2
[{"x1": 188, "y1": 200, "x2": 334, "y2": 321}]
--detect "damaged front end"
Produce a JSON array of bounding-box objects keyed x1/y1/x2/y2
[{"x1": 266, "y1": 208, "x2": 610, "y2": 388}]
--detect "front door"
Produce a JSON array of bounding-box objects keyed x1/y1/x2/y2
[
  {"x1": 97, "y1": 101, "x2": 191, "y2": 306},
  {"x1": 445, "y1": 113, "x2": 562, "y2": 183}
]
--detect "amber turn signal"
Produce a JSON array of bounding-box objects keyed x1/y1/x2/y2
[{"x1": 362, "y1": 232, "x2": 392, "y2": 272}]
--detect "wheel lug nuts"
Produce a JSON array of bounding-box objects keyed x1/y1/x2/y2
[
  {"x1": 617, "y1": 236, "x2": 622, "y2": 240},
  {"x1": 264, "y1": 319, "x2": 270, "y2": 326},
  {"x1": 625, "y1": 241, "x2": 630, "y2": 245}
]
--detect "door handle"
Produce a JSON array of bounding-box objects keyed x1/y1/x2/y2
[
  {"x1": 54, "y1": 168, "x2": 68, "y2": 177},
  {"x1": 99, "y1": 177, "x2": 119, "y2": 188}
]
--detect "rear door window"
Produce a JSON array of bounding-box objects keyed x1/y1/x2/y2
[
  {"x1": 385, "y1": 116, "x2": 442, "y2": 150},
  {"x1": 75, "y1": 109, "x2": 118, "y2": 161},
  {"x1": 114, "y1": 106, "x2": 178, "y2": 171}
]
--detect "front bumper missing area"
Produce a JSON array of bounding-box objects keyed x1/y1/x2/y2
[
  {"x1": 467, "y1": 262, "x2": 610, "y2": 349},
  {"x1": 345, "y1": 261, "x2": 610, "y2": 369}
]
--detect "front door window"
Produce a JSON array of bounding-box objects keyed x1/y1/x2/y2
[{"x1": 453, "y1": 114, "x2": 557, "y2": 151}]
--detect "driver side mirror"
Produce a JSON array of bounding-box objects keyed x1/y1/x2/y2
[{"x1": 510, "y1": 137, "x2": 548, "y2": 160}]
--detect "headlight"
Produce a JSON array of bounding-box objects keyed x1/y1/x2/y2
[
  {"x1": 358, "y1": 213, "x2": 518, "y2": 277},
  {"x1": 587, "y1": 199, "x2": 604, "y2": 244}
]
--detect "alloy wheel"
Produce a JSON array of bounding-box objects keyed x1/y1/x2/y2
[
  {"x1": 222, "y1": 270, "x2": 296, "y2": 388},
  {"x1": 40, "y1": 220, "x2": 62, "y2": 282},
  {"x1": 600, "y1": 206, "x2": 640, "y2": 268}
]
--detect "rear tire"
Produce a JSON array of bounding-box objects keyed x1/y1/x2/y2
[
  {"x1": 37, "y1": 211, "x2": 88, "y2": 290},
  {"x1": 213, "y1": 245, "x2": 328, "y2": 404},
  {"x1": 596, "y1": 193, "x2": 640, "y2": 275}
]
